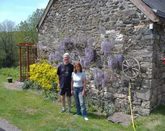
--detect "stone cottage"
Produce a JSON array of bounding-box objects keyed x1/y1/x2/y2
[{"x1": 37, "y1": 0, "x2": 165, "y2": 116}]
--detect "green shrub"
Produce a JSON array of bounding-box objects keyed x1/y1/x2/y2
[{"x1": 22, "y1": 80, "x2": 41, "y2": 90}]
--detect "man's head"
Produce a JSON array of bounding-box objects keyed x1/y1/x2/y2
[{"x1": 63, "y1": 53, "x2": 70, "y2": 65}]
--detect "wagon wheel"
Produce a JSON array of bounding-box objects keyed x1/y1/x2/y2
[{"x1": 122, "y1": 58, "x2": 140, "y2": 79}]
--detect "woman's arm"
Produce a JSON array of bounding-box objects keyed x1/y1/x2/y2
[{"x1": 82, "y1": 77, "x2": 86, "y2": 96}]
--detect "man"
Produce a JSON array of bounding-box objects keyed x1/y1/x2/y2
[{"x1": 57, "y1": 53, "x2": 74, "y2": 112}]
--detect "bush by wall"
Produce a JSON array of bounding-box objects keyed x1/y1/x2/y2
[{"x1": 29, "y1": 60, "x2": 59, "y2": 91}]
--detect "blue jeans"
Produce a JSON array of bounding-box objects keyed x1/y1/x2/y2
[{"x1": 74, "y1": 87, "x2": 87, "y2": 117}]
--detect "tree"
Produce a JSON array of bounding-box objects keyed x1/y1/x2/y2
[
  {"x1": 0, "y1": 20, "x2": 17, "y2": 67},
  {"x1": 0, "y1": 9, "x2": 44, "y2": 67},
  {"x1": 16, "y1": 9, "x2": 44, "y2": 44}
]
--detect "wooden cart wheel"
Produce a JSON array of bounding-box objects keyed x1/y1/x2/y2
[{"x1": 122, "y1": 58, "x2": 140, "y2": 79}]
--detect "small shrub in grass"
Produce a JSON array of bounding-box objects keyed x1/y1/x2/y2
[
  {"x1": 22, "y1": 80, "x2": 33, "y2": 89},
  {"x1": 43, "y1": 82, "x2": 59, "y2": 101},
  {"x1": 22, "y1": 80, "x2": 41, "y2": 90}
]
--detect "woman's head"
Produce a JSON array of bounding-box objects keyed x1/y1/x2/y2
[{"x1": 74, "y1": 62, "x2": 82, "y2": 73}]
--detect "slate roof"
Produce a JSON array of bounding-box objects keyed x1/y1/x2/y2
[{"x1": 143, "y1": 0, "x2": 165, "y2": 18}]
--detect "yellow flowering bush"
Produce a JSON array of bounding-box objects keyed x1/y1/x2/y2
[{"x1": 29, "y1": 60, "x2": 59, "y2": 91}]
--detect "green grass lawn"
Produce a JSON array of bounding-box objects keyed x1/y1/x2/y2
[{"x1": 0, "y1": 68, "x2": 165, "y2": 131}]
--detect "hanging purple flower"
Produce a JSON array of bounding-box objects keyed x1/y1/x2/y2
[
  {"x1": 101, "y1": 71, "x2": 111, "y2": 88},
  {"x1": 116, "y1": 54, "x2": 124, "y2": 65},
  {"x1": 84, "y1": 58, "x2": 90, "y2": 68},
  {"x1": 77, "y1": 34, "x2": 87, "y2": 47},
  {"x1": 58, "y1": 41, "x2": 65, "y2": 51},
  {"x1": 85, "y1": 47, "x2": 94, "y2": 62},
  {"x1": 101, "y1": 78, "x2": 106, "y2": 88},
  {"x1": 59, "y1": 37, "x2": 74, "y2": 51},
  {"x1": 48, "y1": 52, "x2": 54, "y2": 62},
  {"x1": 80, "y1": 57, "x2": 85, "y2": 67},
  {"x1": 107, "y1": 54, "x2": 124, "y2": 70},
  {"x1": 93, "y1": 68, "x2": 104, "y2": 87},
  {"x1": 54, "y1": 51, "x2": 63, "y2": 62},
  {"x1": 62, "y1": 37, "x2": 72, "y2": 44},
  {"x1": 80, "y1": 57, "x2": 90, "y2": 68},
  {"x1": 103, "y1": 71, "x2": 111, "y2": 84},
  {"x1": 116, "y1": 54, "x2": 124, "y2": 62},
  {"x1": 101, "y1": 39, "x2": 113, "y2": 56},
  {"x1": 64, "y1": 37, "x2": 74, "y2": 50},
  {"x1": 49, "y1": 51, "x2": 62, "y2": 62},
  {"x1": 108, "y1": 57, "x2": 117, "y2": 70}
]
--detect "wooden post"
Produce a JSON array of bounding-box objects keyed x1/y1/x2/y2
[
  {"x1": 27, "y1": 46, "x2": 30, "y2": 79},
  {"x1": 19, "y1": 46, "x2": 22, "y2": 81}
]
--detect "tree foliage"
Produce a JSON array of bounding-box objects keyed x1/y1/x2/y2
[
  {"x1": 0, "y1": 8, "x2": 44, "y2": 67},
  {"x1": 0, "y1": 20, "x2": 17, "y2": 67},
  {"x1": 16, "y1": 9, "x2": 44, "y2": 43}
]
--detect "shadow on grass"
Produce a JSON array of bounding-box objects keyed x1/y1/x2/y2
[
  {"x1": 87, "y1": 112, "x2": 107, "y2": 120},
  {"x1": 69, "y1": 110, "x2": 106, "y2": 120},
  {"x1": 151, "y1": 105, "x2": 165, "y2": 115}
]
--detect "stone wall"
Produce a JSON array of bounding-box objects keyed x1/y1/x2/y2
[
  {"x1": 37, "y1": 0, "x2": 163, "y2": 116},
  {"x1": 152, "y1": 24, "x2": 165, "y2": 107}
]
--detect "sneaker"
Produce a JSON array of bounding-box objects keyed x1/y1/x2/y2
[{"x1": 84, "y1": 117, "x2": 89, "y2": 121}]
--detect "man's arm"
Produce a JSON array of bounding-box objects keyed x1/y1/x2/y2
[{"x1": 57, "y1": 65, "x2": 61, "y2": 87}]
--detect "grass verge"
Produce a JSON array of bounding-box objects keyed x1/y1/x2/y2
[{"x1": 0, "y1": 68, "x2": 165, "y2": 131}]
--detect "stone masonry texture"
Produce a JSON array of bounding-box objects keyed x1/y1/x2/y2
[{"x1": 37, "y1": 0, "x2": 165, "y2": 116}]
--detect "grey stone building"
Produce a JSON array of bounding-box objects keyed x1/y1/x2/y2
[{"x1": 37, "y1": 0, "x2": 165, "y2": 116}]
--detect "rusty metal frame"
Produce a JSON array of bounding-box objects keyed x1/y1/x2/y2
[{"x1": 17, "y1": 43, "x2": 37, "y2": 81}]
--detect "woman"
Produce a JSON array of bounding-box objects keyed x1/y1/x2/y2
[{"x1": 71, "y1": 62, "x2": 88, "y2": 121}]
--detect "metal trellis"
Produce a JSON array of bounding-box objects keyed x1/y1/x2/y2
[{"x1": 17, "y1": 43, "x2": 37, "y2": 81}]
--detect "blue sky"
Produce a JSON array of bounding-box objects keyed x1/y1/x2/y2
[{"x1": 0, "y1": 0, "x2": 49, "y2": 25}]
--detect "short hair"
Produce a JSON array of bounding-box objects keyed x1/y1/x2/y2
[
  {"x1": 63, "y1": 53, "x2": 70, "y2": 58},
  {"x1": 74, "y1": 62, "x2": 82, "y2": 73}
]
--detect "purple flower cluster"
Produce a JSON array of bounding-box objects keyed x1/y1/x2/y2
[
  {"x1": 58, "y1": 42, "x2": 65, "y2": 51},
  {"x1": 102, "y1": 71, "x2": 112, "y2": 88},
  {"x1": 85, "y1": 47, "x2": 94, "y2": 62},
  {"x1": 116, "y1": 54, "x2": 124, "y2": 65},
  {"x1": 59, "y1": 37, "x2": 74, "y2": 50},
  {"x1": 93, "y1": 68, "x2": 112, "y2": 88},
  {"x1": 48, "y1": 51, "x2": 62, "y2": 62},
  {"x1": 108, "y1": 54, "x2": 124, "y2": 70},
  {"x1": 80, "y1": 57, "x2": 90, "y2": 68},
  {"x1": 101, "y1": 39, "x2": 113, "y2": 56},
  {"x1": 75, "y1": 34, "x2": 87, "y2": 48},
  {"x1": 80, "y1": 57, "x2": 84, "y2": 67},
  {"x1": 79, "y1": 47, "x2": 95, "y2": 68},
  {"x1": 93, "y1": 68, "x2": 104, "y2": 87}
]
